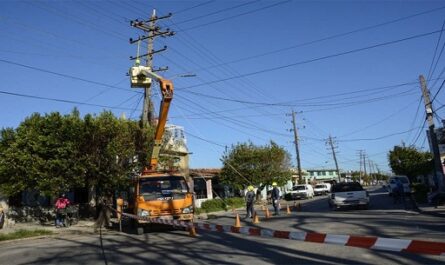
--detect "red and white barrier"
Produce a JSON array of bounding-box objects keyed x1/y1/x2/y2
[
  {"x1": 108, "y1": 207, "x2": 445, "y2": 256},
  {"x1": 194, "y1": 223, "x2": 445, "y2": 256}
]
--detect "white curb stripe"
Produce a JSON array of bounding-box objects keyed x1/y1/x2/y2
[
  {"x1": 325, "y1": 234, "x2": 350, "y2": 245},
  {"x1": 289, "y1": 231, "x2": 307, "y2": 241},
  {"x1": 239, "y1": 227, "x2": 250, "y2": 235},
  {"x1": 261, "y1": 229, "x2": 275, "y2": 237},
  {"x1": 372, "y1": 238, "x2": 412, "y2": 251},
  {"x1": 223, "y1": 225, "x2": 232, "y2": 232}
]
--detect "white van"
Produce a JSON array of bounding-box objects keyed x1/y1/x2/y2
[
  {"x1": 388, "y1": 176, "x2": 411, "y2": 195},
  {"x1": 314, "y1": 183, "x2": 332, "y2": 195},
  {"x1": 288, "y1": 184, "x2": 314, "y2": 200}
]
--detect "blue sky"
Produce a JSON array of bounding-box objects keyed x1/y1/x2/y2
[{"x1": 1, "y1": 0, "x2": 444, "y2": 174}]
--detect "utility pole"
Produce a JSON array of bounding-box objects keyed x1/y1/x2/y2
[
  {"x1": 363, "y1": 151, "x2": 367, "y2": 179},
  {"x1": 419, "y1": 75, "x2": 445, "y2": 191},
  {"x1": 327, "y1": 135, "x2": 341, "y2": 182},
  {"x1": 357, "y1": 150, "x2": 364, "y2": 183},
  {"x1": 290, "y1": 110, "x2": 303, "y2": 184},
  {"x1": 130, "y1": 10, "x2": 173, "y2": 127},
  {"x1": 367, "y1": 156, "x2": 373, "y2": 185}
]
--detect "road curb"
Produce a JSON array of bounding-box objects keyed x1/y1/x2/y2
[{"x1": 194, "y1": 222, "x2": 445, "y2": 256}]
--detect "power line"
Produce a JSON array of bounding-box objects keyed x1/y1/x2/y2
[
  {"x1": 178, "y1": 29, "x2": 445, "y2": 91},
  {"x1": 181, "y1": 80, "x2": 418, "y2": 106},
  {"x1": 173, "y1": 0, "x2": 257, "y2": 24},
  {"x1": 0, "y1": 89, "x2": 135, "y2": 111},
  {"x1": 0, "y1": 58, "x2": 138, "y2": 94},
  {"x1": 427, "y1": 18, "x2": 445, "y2": 81},
  {"x1": 338, "y1": 127, "x2": 422, "y2": 142},
  {"x1": 432, "y1": 79, "x2": 445, "y2": 103},
  {"x1": 173, "y1": 0, "x2": 216, "y2": 15},
  {"x1": 185, "y1": 131, "x2": 226, "y2": 148},
  {"x1": 185, "y1": 5, "x2": 445, "y2": 73},
  {"x1": 178, "y1": 1, "x2": 291, "y2": 32}
]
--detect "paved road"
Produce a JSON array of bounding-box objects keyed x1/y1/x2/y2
[
  {"x1": 1, "y1": 227, "x2": 444, "y2": 265},
  {"x1": 0, "y1": 186, "x2": 444, "y2": 265}
]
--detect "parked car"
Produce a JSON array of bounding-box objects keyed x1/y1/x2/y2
[
  {"x1": 328, "y1": 182, "x2": 369, "y2": 210},
  {"x1": 388, "y1": 176, "x2": 411, "y2": 196},
  {"x1": 314, "y1": 183, "x2": 331, "y2": 196},
  {"x1": 288, "y1": 184, "x2": 314, "y2": 200}
]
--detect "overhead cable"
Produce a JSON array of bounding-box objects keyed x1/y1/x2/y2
[{"x1": 178, "y1": 29, "x2": 445, "y2": 91}]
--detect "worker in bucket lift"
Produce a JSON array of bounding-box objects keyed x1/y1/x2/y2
[{"x1": 245, "y1": 185, "x2": 255, "y2": 219}]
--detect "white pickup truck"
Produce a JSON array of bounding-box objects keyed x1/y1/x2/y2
[{"x1": 328, "y1": 182, "x2": 369, "y2": 210}]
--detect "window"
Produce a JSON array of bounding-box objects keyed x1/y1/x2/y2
[{"x1": 329, "y1": 171, "x2": 334, "y2": 176}]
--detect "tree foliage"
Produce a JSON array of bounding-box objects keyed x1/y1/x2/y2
[
  {"x1": 219, "y1": 141, "x2": 292, "y2": 191},
  {"x1": 0, "y1": 110, "x2": 154, "y2": 197},
  {"x1": 388, "y1": 145, "x2": 433, "y2": 182}
]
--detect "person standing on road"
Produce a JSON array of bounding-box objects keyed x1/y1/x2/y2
[
  {"x1": 55, "y1": 194, "x2": 70, "y2": 228},
  {"x1": 94, "y1": 194, "x2": 112, "y2": 232},
  {"x1": 245, "y1": 186, "x2": 255, "y2": 219},
  {"x1": 271, "y1": 182, "x2": 280, "y2": 216}
]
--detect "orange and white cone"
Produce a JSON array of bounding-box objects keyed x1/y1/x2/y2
[
  {"x1": 234, "y1": 213, "x2": 241, "y2": 228},
  {"x1": 265, "y1": 207, "x2": 271, "y2": 218},
  {"x1": 253, "y1": 211, "x2": 260, "y2": 224},
  {"x1": 286, "y1": 204, "x2": 291, "y2": 214}
]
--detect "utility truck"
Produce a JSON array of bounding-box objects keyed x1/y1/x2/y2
[{"x1": 128, "y1": 62, "x2": 194, "y2": 235}]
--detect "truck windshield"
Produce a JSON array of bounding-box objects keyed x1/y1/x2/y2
[
  {"x1": 293, "y1": 186, "x2": 306, "y2": 191},
  {"x1": 315, "y1": 185, "x2": 325, "y2": 189},
  {"x1": 140, "y1": 176, "x2": 189, "y2": 200}
]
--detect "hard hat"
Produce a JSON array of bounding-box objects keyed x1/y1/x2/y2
[
  {"x1": 272, "y1": 182, "x2": 277, "y2": 186},
  {"x1": 248, "y1": 185, "x2": 254, "y2": 191}
]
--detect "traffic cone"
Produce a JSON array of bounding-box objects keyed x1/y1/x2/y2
[
  {"x1": 234, "y1": 213, "x2": 241, "y2": 228},
  {"x1": 261, "y1": 205, "x2": 266, "y2": 211},
  {"x1": 253, "y1": 211, "x2": 260, "y2": 224},
  {"x1": 188, "y1": 224, "x2": 197, "y2": 237},
  {"x1": 286, "y1": 204, "x2": 291, "y2": 214},
  {"x1": 265, "y1": 207, "x2": 271, "y2": 218}
]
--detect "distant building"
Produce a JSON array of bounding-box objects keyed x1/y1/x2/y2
[
  {"x1": 163, "y1": 124, "x2": 189, "y2": 174},
  {"x1": 305, "y1": 169, "x2": 340, "y2": 183}
]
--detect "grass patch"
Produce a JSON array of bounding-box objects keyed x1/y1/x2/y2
[{"x1": 0, "y1": 229, "x2": 53, "y2": 241}]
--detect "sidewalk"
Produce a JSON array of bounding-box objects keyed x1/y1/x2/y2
[{"x1": 0, "y1": 219, "x2": 97, "y2": 236}]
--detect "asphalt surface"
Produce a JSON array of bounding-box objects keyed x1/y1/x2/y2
[{"x1": 0, "y1": 186, "x2": 444, "y2": 265}]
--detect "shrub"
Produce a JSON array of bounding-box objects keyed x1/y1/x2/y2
[
  {"x1": 200, "y1": 199, "x2": 226, "y2": 213},
  {"x1": 199, "y1": 197, "x2": 245, "y2": 213},
  {"x1": 226, "y1": 197, "x2": 245, "y2": 209}
]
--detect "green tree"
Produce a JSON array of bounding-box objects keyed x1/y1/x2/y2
[
  {"x1": 388, "y1": 145, "x2": 433, "y2": 182},
  {"x1": 0, "y1": 110, "x2": 85, "y2": 196},
  {"x1": 80, "y1": 111, "x2": 143, "y2": 195},
  {"x1": 219, "y1": 141, "x2": 292, "y2": 192}
]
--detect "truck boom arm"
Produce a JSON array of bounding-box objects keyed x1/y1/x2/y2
[{"x1": 129, "y1": 66, "x2": 174, "y2": 171}]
